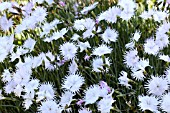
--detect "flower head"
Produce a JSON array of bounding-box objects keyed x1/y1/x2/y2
[{"x1": 59, "y1": 42, "x2": 78, "y2": 60}]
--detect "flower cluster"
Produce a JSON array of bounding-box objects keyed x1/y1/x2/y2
[{"x1": 0, "y1": 0, "x2": 169, "y2": 113}]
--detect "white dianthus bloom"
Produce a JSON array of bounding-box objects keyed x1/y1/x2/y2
[
  {"x1": 153, "y1": 11, "x2": 168, "y2": 22},
  {"x1": 36, "y1": 83, "x2": 55, "y2": 102},
  {"x1": 134, "y1": 59, "x2": 150, "y2": 71},
  {"x1": 0, "y1": 14, "x2": 13, "y2": 31},
  {"x1": 60, "y1": 91, "x2": 74, "y2": 107},
  {"x1": 132, "y1": 70, "x2": 145, "y2": 81},
  {"x1": 32, "y1": 7, "x2": 47, "y2": 23},
  {"x1": 118, "y1": 71, "x2": 131, "y2": 87},
  {"x1": 93, "y1": 45, "x2": 112, "y2": 56},
  {"x1": 97, "y1": 96, "x2": 116, "y2": 113},
  {"x1": 78, "y1": 41, "x2": 91, "y2": 52},
  {"x1": 73, "y1": 19, "x2": 86, "y2": 31},
  {"x1": 144, "y1": 38, "x2": 159, "y2": 55},
  {"x1": 13, "y1": 67, "x2": 31, "y2": 86},
  {"x1": 118, "y1": 0, "x2": 136, "y2": 20},
  {"x1": 161, "y1": 93, "x2": 170, "y2": 112},
  {"x1": 98, "y1": 7, "x2": 121, "y2": 23},
  {"x1": 102, "y1": 27, "x2": 118, "y2": 43},
  {"x1": 23, "y1": 37, "x2": 36, "y2": 51},
  {"x1": 140, "y1": 10, "x2": 154, "y2": 19},
  {"x1": 92, "y1": 57, "x2": 110, "y2": 72},
  {"x1": 84, "y1": 85, "x2": 100, "y2": 105},
  {"x1": 59, "y1": 42, "x2": 78, "y2": 60},
  {"x1": 38, "y1": 100, "x2": 61, "y2": 113},
  {"x1": 81, "y1": 2, "x2": 98, "y2": 15},
  {"x1": 125, "y1": 41, "x2": 135, "y2": 49},
  {"x1": 4, "y1": 80, "x2": 17, "y2": 94},
  {"x1": 138, "y1": 95, "x2": 159, "y2": 112},
  {"x1": 71, "y1": 34, "x2": 80, "y2": 41},
  {"x1": 124, "y1": 49, "x2": 139, "y2": 68},
  {"x1": 133, "y1": 31, "x2": 141, "y2": 41},
  {"x1": 51, "y1": 28, "x2": 68, "y2": 40},
  {"x1": 68, "y1": 60, "x2": 78, "y2": 74},
  {"x1": 0, "y1": 2, "x2": 12, "y2": 12},
  {"x1": 1, "y1": 69, "x2": 12, "y2": 83},
  {"x1": 14, "y1": 84, "x2": 23, "y2": 97},
  {"x1": 159, "y1": 54, "x2": 170, "y2": 62},
  {"x1": 155, "y1": 33, "x2": 169, "y2": 50},
  {"x1": 145, "y1": 76, "x2": 168, "y2": 96},
  {"x1": 62, "y1": 74, "x2": 84, "y2": 93}
]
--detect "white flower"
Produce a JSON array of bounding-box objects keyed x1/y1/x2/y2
[
  {"x1": 138, "y1": 95, "x2": 159, "y2": 112},
  {"x1": 32, "y1": 53, "x2": 45, "y2": 68},
  {"x1": 73, "y1": 19, "x2": 85, "y2": 31},
  {"x1": 32, "y1": 7, "x2": 47, "y2": 23},
  {"x1": 161, "y1": 93, "x2": 170, "y2": 112},
  {"x1": 25, "y1": 79, "x2": 40, "y2": 91},
  {"x1": 45, "y1": 51, "x2": 55, "y2": 61},
  {"x1": 0, "y1": 2, "x2": 12, "y2": 12},
  {"x1": 93, "y1": 45, "x2": 112, "y2": 56},
  {"x1": 78, "y1": 42, "x2": 91, "y2": 52},
  {"x1": 23, "y1": 92, "x2": 34, "y2": 109},
  {"x1": 102, "y1": 27, "x2": 118, "y2": 43},
  {"x1": 0, "y1": 14, "x2": 13, "y2": 31},
  {"x1": 140, "y1": 10, "x2": 153, "y2": 19},
  {"x1": 118, "y1": 71, "x2": 131, "y2": 87},
  {"x1": 23, "y1": 37, "x2": 36, "y2": 51},
  {"x1": 0, "y1": 35, "x2": 14, "y2": 53},
  {"x1": 157, "y1": 22, "x2": 170, "y2": 34},
  {"x1": 144, "y1": 37, "x2": 159, "y2": 55},
  {"x1": 59, "y1": 42, "x2": 78, "y2": 60},
  {"x1": 60, "y1": 91, "x2": 74, "y2": 107},
  {"x1": 1, "y1": 69, "x2": 12, "y2": 83},
  {"x1": 133, "y1": 31, "x2": 141, "y2": 41},
  {"x1": 97, "y1": 7, "x2": 121, "y2": 23},
  {"x1": 92, "y1": 57, "x2": 110, "y2": 72},
  {"x1": 36, "y1": 83, "x2": 55, "y2": 102},
  {"x1": 62, "y1": 74, "x2": 84, "y2": 93},
  {"x1": 13, "y1": 67, "x2": 31, "y2": 86},
  {"x1": 51, "y1": 28, "x2": 68, "y2": 40},
  {"x1": 134, "y1": 59, "x2": 150, "y2": 71},
  {"x1": 155, "y1": 33, "x2": 169, "y2": 50},
  {"x1": 81, "y1": 2, "x2": 98, "y2": 15},
  {"x1": 125, "y1": 41, "x2": 135, "y2": 49},
  {"x1": 10, "y1": 47, "x2": 29, "y2": 61},
  {"x1": 83, "y1": 18, "x2": 95, "y2": 30},
  {"x1": 14, "y1": 84, "x2": 23, "y2": 97},
  {"x1": 118, "y1": 0, "x2": 136, "y2": 20},
  {"x1": 46, "y1": 0, "x2": 54, "y2": 5},
  {"x1": 124, "y1": 49, "x2": 139, "y2": 68},
  {"x1": 71, "y1": 34, "x2": 80, "y2": 41},
  {"x1": 4, "y1": 80, "x2": 17, "y2": 94},
  {"x1": 153, "y1": 11, "x2": 168, "y2": 22},
  {"x1": 97, "y1": 96, "x2": 115, "y2": 113},
  {"x1": 68, "y1": 60, "x2": 78, "y2": 74},
  {"x1": 118, "y1": 0, "x2": 136, "y2": 10},
  {"x1": 132, "y1": 70, "x2": 145, "y2": 81},
  {"x1": 145, "y1": 76, "x2": 168, "y2": 96},
  {"x1": 84, "y1": 85, "x2": 100, "y2": 105},
  {"x1": 38, "y1": 100, "x2": 61, "y2": 113},
  {"x1": 83, "y1": 29, "x2": 94, "y2": 39},
  {"x1": 159, "y1": 54, "x2": 170, "y2": 62}
]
